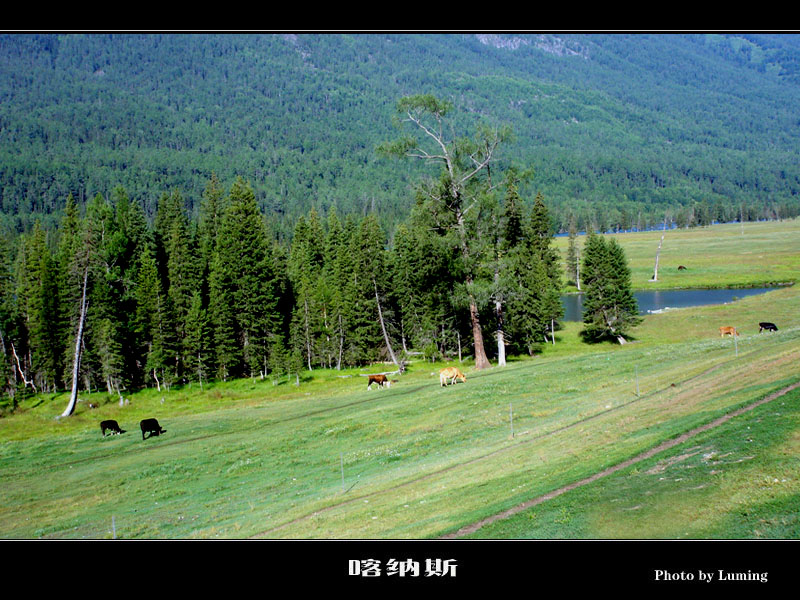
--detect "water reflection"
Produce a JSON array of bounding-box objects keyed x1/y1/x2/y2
[{"x1": 561, "y1": 287, "x2": 776, "y2": 322}]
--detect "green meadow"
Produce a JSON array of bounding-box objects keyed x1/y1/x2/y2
[
  {"x1": 1, "y1": 220, "x2": 798, "y2": 539},
  {"x1": 554, "y1": 220, "x2": 800, "y2": 291}
]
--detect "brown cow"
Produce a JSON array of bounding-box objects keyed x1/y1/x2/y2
[
  {"x1": 367, "y1": 374, "x2": 391, "y2": 390},
  {"x1": 439, "y1": 367, "x2": 466, "y2": 386},
  {"x1": 719, "y1": 326, "x2": 739, "y2": 337}
]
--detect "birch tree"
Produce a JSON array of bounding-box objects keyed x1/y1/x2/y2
[{"x1": 379, "y1": 94, "x2": 510, "y2": 369}]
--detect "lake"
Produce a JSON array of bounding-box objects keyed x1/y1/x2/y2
[{"x1": 561, "y1": 287, "x2": 778, "y2": 322}]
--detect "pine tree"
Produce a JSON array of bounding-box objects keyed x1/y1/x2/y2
[
  {"x1": 288, "y1": 212, "x2": 324, "y2": 370},
  {"x1": 581, "y1": 233, "x2": 641, "y2": 344},
  {"x1": 565, "y1": 214, "x2": 580, "y2": 289},
  {"x1": 183, "y1": 290, "x2": 210, "y2": 388},
  {"x1": 322, "y1": 209, "x2": 356, "y2": 369},
  {"x1": 111, "y1": 187, "x2": 150, "y2": 389},
  {"x1": 360, "y1": 214, "x2": 401, "y2": 369},
  {"x1": 496, "y1": 191, "x2": 564, "y2": 354},
  {"x1": 0, "y1": 232, "x2": 18, "y2": 410},
  {"x1": 15, "y1": 223, "x2": 60, "y2": 393},
  {"x1": 392, "y1": 208, "x2": 461, "y2": 359},
  {"x1": 154, "y1": 190, "x2": 199, "y2": 380},
  {"x1": 209, "y1": 178, "x2": 280, "y2": 380},
  {"x1": 134, "y1": 244, "x2": 173, "y2": 390}
]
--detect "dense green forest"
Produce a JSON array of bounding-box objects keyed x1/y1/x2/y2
[
  {"x1": 2, "y1": 33, "x2": 800, "y2": 411},
  {"x1": 2, "y1": 33, "x2": 800, "y2": 237},
  {"x1": 0, "y1": 171, "x2": 565, "y2": 412}
]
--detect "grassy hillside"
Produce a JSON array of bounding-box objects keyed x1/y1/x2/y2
[{"x1": 1, "y1": 222, "x2": 797, "y2": 539}]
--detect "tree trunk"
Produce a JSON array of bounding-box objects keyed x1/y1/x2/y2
[
  {"x1": 61, "y1": 265, "x2": 89, "y2": 418},
  {"x1": 650, "y1": 215, "x2": 668, "y2": 282},
  {"x1": 303, "y1": 297, "x2": 312, "y2": 370},
  {"x1": 650, "y1": 234, "x2": 664, "y2": 282},
  {"x1": 495, "y1": 294, "x2": 506, "y2": 368},
  {"x1": 11, "y1": 342, "x2": 37, "y2": 394},
  {"x1": 337, "y1": 313, "x2": 344, "y2": 371},
  {"x1": 374, "y1": 279, "x2": 401, "y2": 371},
  {"x1": 470, "y1": 296, "x2": 491, "y2": 370}
]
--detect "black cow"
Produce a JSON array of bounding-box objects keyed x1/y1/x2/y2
[
  {"x1": 677, "y1": 265, "x2": 687, "y2": 271},
  {"x1": 100, "y1": 420, "x2": 125, "y2": 437},
  {"x1": 140, "y1": 418, "x2": 166, "y2": 440},
  {"x1": 759, "y1": 322, "x2": 779, "y2": 333}
]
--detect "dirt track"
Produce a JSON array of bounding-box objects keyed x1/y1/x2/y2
[
  {"x1": 252, "y1": 362, "x2": 793, "y2": 539},
  {"x1": 439, "y1": 379, "x2": 800, "y2": 538}
]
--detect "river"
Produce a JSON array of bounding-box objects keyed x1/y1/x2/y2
[{"x1": 561, "y1": 287, "x2": 778, "y2": 322}]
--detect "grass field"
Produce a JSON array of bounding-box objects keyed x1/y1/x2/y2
[
  {"x1": 0, "y1": 220, "x2": 798, "y2": 539},
  {"x1": 554, "y1": 219, "x2": 800, "y2": 291}
]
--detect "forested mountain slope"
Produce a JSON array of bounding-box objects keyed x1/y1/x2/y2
[{"x1": 2, "y1": 32, "x2": 800, "y2": 235}]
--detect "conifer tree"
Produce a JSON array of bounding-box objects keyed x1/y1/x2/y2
[
  {"x1": 209, "y1": 178, "x2": 280, "y2": 380},
  {"x1": 392, "y1": 208, "x2": 461, "y2": 359},
  {"x1": 60, "y1": 193, "x2": 111, "y2": 416},
  {"x1": 83, "y1": 193, "x2": 130, "y2": 396},
  {"x1": 0, "y1": 232, "x2": 17, "y2": 409},
  {"x1": 359, "y1": 214, "x2": 400, "y2": 369},
  {"x1": 195, "y1": 173, "x2": 228, "y2": 378},
  {"x1": 15, "y1": 223, "x2": 60, "y2": 392},
  {"x1": 565, "y1": 215, "x2": 580, "y2": 289},
  {"x1": 111, "y1": 187, "x2": 150, "y2": 389},
  {"x1": 55, "y1": 194, "x2": 82, "y2": 384},
  {"x1": 322, "y1": 208, "x2": 357, "y2": 369},
  {"x1": 288, "y1": 211, "x2": 324, "y2": 370},
  {"x1": 134, "y1": 244, "x2": 173, "y2": 390},
  {"x1": 183, "y1": 290, "x2": 210, "y2": 388},
  {"x1": 581, "y1": 232, "x2": 641, "y2": 344},
  {"x1": 155, "y1": 190, "x2": 199, "y2": 380}
]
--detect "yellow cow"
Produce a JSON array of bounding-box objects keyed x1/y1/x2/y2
[{"x1": 439, "y1": 367, "x2": 466, "y2": 386}]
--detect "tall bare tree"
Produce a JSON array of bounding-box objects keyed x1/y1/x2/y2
[{"x1": 379, "y1": 95, "x2": 510, "y2": 370}]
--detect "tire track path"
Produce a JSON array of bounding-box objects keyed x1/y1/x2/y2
[
  {"x1": 440, "y1": 379, "x2": 800, "y2": 539},
  {"x1": 251, "y1": 360, "x2": 731, "y2": 538}
]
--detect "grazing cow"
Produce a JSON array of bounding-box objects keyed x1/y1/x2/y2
[
  {"x1": 88, "y1": 402, "x2": 98, "y2": 409},
  {"x1": 100, "y1": 420, "x2": 125, "y2": 437},
  {"x1": 367, "y1": 374, "x2": 391, "y2": 390},
  {"x1": 140, "y1": 418, "x2": 166, "y2": 440},
  {"x1": 439, "y1": 367, "x2": 466, "y2": 386},
  {"x1": 719, "y1": 326, "x2": 739, "y2": 337},
  {"x1": 677, "y1": 265, "x2": 687, "y2": 271},
  {"x1": 759, "y1": 322, "x2": 779, "y2": 332}
]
